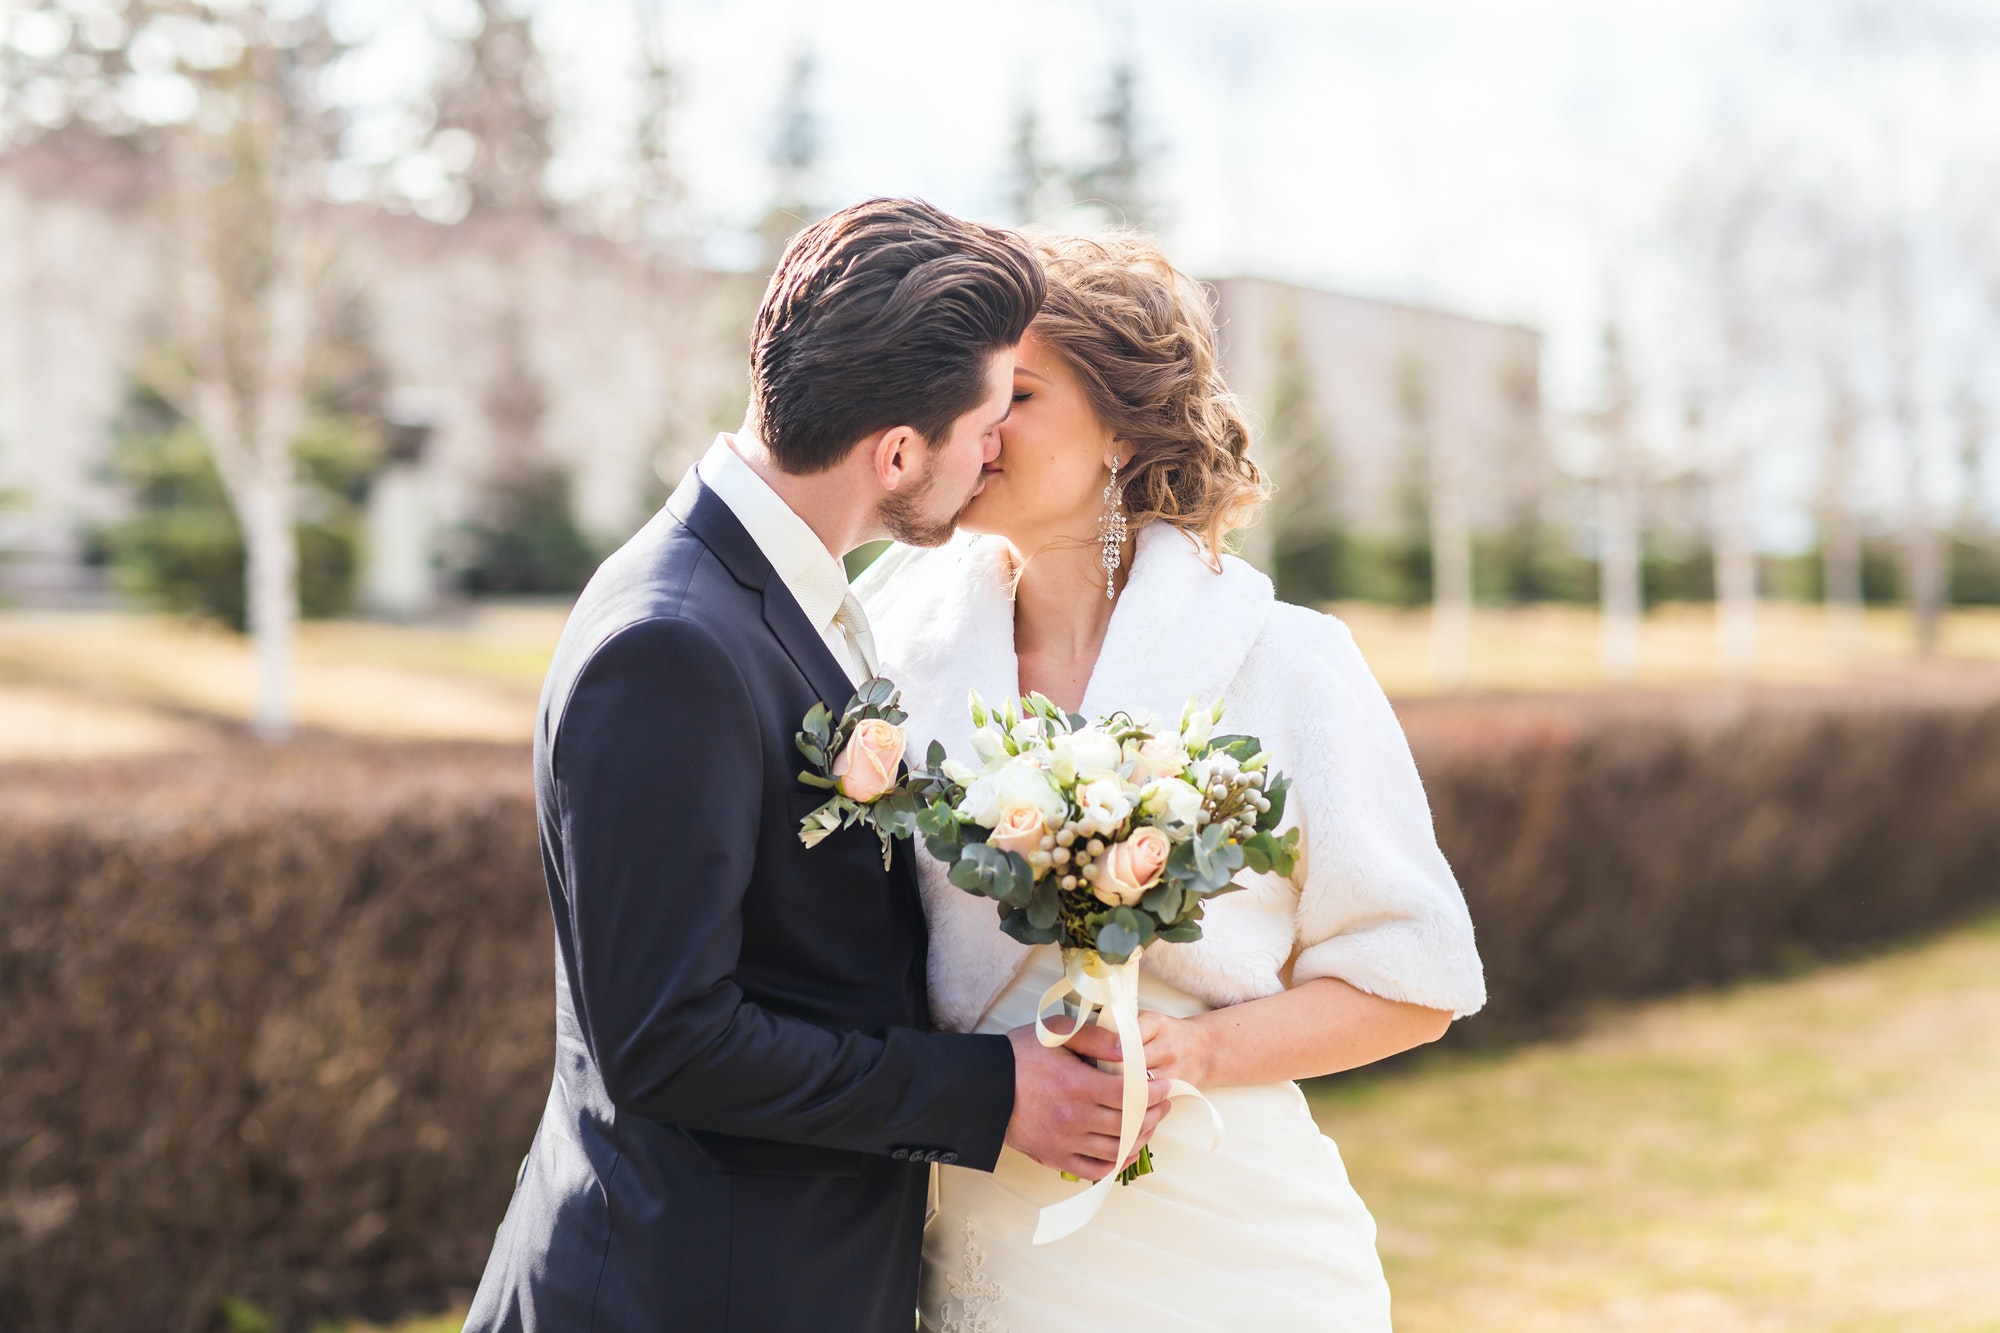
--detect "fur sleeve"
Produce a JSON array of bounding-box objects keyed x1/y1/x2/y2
[{"x1": 1260, "y1": 607, "x2": 1487, "y2": 1018}]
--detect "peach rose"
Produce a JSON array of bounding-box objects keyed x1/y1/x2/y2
[
  {"x1": 989, "y1": 803, "x2": 1048, "y2": 859},
  {"x1": 832, "y1": 718, "x2": 906, "y2": 803},
  {"x1": 1091, "y1": 826, "x2": 1171, "y2": 907}
]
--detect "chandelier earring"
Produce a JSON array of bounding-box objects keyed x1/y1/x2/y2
[{"x1": 1098, "y1": 456, "x2": 1128, "y2": 601}]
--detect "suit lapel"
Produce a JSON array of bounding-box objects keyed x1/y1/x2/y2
[
  {"x1": 673, "y1": 471, "x2": 926, "y2": 941},
  {"x1": 760, "y1": 577, "x2": 860, "y2": 718},
  {"x1": 673, "y1": 473, "x2": 857, "y2": 714}
]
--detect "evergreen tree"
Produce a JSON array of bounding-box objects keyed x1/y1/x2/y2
[
  {"x1": 1074, "y1": 61, "x2": 1155, "y2": 231},
  {"x1": 758, "y1": 48, "x2": 820, "y2": 259},
  {"x1": 1262, "y1": 299, "x2": 1345, "y2": 604},
  {"x1": 1006, "y1": 104, "x2": 1057, "y2": 224}
]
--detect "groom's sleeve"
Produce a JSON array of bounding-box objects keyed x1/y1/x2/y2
[{"x1": 551, "y1": 614, "x2": 1016, "y2": 1170}]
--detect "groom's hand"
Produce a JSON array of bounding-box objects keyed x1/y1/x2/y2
[{"x1": 1003, "y1": 1022, "x2": 1172, "y2": 1181}]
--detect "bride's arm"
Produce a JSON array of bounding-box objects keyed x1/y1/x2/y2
[
  {"x1": 1074, "y1": 981, "x2": 1452, "y2": 1089},
  {"x1": 1194, "y1": 980, "x2": 1455, "y2": 1081},
  {"x1": 1070, "y1": 607, "x2": 1481, "y2": 1086}
]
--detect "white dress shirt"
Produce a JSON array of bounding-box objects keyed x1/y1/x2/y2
[{"x1": 694, "y1": 433, "x2": 871, "y2": 686}]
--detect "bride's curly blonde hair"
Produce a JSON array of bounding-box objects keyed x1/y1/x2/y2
[{"x1": 1025, "y1": 231, "x2": 1265, "y2": 559}]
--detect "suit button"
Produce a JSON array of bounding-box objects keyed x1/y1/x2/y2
[
  {"x1": 939, "y1": 1151, "x2": 959, "y2": 1164},
  {"x1": 922, "y1": 1149, "x2": 941, "y2": 1163},
  {"x1": 890, "y1": 1147, "x2": 910, "y2": 1160}
]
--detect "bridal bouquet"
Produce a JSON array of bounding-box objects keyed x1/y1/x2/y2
[
  {"x1": 910, "y1": 691, "x2": 1298, "y2": 964},
  {"x1": 910, "y1": 690, "x2": 1299, "y2": 1243}
]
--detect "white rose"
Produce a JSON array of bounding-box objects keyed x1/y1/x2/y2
[
  {"x1": 1187, "y1": 751, "x2": 1241, "y2": 793},
  {"x1": 1075, "y1": 776, "x2": 1134, "y2": 833},
  {"x1": 1050, "y1": 727, "x2": 1123, "y2": 785},
  {"x1": 1181, "y1": 706, "x2": 1213, "y2": 750},
  {"x1": 958, "y1": 756, "x2": 1068, "y2": 829},
  {"x1": 1010, "y1": 714, "x2": 1052, "y2": 751},
  {"x1": 939, "y1": 758, "x2": 978, "y2": 786},
  {"x1": 1140, "y1": 777, "x2": 1205, "y2": 828},
  {"x1": 969, "y1": 725, "x2": 1010, "y2": 768}
]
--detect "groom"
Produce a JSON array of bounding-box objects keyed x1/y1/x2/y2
[{"x1": 465, "y1": 199, "x2": 1169, "y2": 1332}]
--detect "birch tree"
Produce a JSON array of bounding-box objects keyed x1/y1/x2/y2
[
  {"x1": 161, "y1": 8, "x2": 344, "y2": 739},
  {"x1": 1, "y1": 1, "x2": 351, "y2": 738},
  {"x1": 1592, "y1": 316, "x2": 1643, "y2": 681}
]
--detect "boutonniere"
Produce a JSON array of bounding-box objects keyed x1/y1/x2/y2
[{"x1": 795, "y1": 675, "x2": 924, "y2": 869}]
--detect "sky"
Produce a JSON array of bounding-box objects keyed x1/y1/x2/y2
[{"x1": 339, "y1": 0, "x2": 2000, "y2": 547}]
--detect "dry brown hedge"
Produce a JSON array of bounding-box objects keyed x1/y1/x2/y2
[
  {"x1": 2, "y1": 687, "x2": 1999, "y2": 1329},
  {"x1": 0, "y1": 741, "x2": 549, "y2": 1332},
  {"x1": 1403, "y1": 686, "x2": 2000, "y2": 1040}
]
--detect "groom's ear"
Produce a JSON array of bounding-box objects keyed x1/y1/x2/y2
[{"x1": 872, "y1": 425, "x2": 924, "y2": 492}]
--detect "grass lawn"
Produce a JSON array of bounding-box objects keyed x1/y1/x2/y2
[
  {"x1": 1315, "y1": 915, "x2": 2000, "y2": 1332},
  {"x1": 347, "y1": 918, "x2": 2000, "y2": 1333},
  {"x1": 2, "y1": 600, "x2": 1998, "y2": 761}
]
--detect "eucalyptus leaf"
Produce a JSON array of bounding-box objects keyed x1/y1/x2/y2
[
  {"x1": 1206, "y1": 734, "x2": 1260, "y2": 763},
  {"x1": 1026, "y1": 875, "x2": 1060, "y2": 930},
  {"x1": 1096, "y1": 919, "x2": 1141, "y2": 964},
  {"x1": 1000, "y1": 850, "x2": 1037, "y2": 909},
  {"x1": 1000, "y1": 907, "x2": 1062, "y2": 947},
  {"x1": 1140, "y1": 882, "x2": 1183, "y2": 922},
  {"x1": 797, "y1": 771, "x2": 839, "y2": 791},
  {"x1": 1263, "y1": 773, "x2": 1290, "y2": 829}
]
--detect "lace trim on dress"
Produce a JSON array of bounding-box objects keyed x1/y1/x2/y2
[{"x1": 937, "y1": 1217, "x2": 1006, "y2": 1333}]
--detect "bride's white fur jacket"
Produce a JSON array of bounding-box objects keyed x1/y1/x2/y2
[{"x1": 857, "y1": 520, "x2": 1487, "y2": 1033}]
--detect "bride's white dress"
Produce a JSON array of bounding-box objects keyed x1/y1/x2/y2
[
  {"x1": 857, "y1": 523, "x2": 1486, "y2": 1332},
  {"x1": 919, "y1": 947, "x2": 1392, "y2": 1333}
]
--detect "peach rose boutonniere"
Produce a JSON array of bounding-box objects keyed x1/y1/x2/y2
[{"x1": 796, "y1": 676, "x2": 923, "y2": 869}]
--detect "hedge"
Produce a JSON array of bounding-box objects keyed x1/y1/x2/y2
[
  {"x1": 3, "y1": 688, "x2": 1998, "y2": 1329},
  {"x1": 1406, "y1": 687, "x2": 2000, "y2": 1039},
  {"x1": 0, "y1": 742, "x2": 547, "y2": 1331}
]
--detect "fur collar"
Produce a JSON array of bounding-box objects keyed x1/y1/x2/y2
[{"x1": 864, "y1": 522, "x2": 1276, "y2": 748}]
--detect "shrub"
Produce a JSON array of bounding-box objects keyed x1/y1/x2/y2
[
  {"x1": 456, "y1": 466, "x2": 601, "y2": 596},
  {"x1": 3, "y1": 690, "x2": 1998, "y2": 1327},
  {"x1": 0, "y1": 741, "x2": 548, "y2": 1332},
  {"x1": 1403, "y1": 688, "x2": 2000, "y2": 1041}
]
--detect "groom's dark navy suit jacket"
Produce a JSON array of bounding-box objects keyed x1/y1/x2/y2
[{"x1": 465, "y1": 477, "x2": 1016, "y2": 1332}]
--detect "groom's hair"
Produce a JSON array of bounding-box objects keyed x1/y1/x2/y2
[{"x1": 747, "y1": 198, "x2": 1045, "y2": 474}]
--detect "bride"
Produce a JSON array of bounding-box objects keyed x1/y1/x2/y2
[{"x1": 857, "y1": 233, "x2": 1488, "y2": 1331}]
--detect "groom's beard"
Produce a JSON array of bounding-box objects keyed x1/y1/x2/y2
[{"x1": 879, "y1": 458, "x2": 975, "y2": 548}]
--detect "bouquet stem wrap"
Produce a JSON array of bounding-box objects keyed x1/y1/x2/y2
[{"x1": 1030, "y1": 946, "x2": 1225, "y2": 1245}]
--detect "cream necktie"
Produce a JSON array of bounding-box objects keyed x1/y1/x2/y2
[{"x1": 833, "y1": 591, "x2": 880, "y2": 681}]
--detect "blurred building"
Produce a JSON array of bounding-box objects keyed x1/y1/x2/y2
[
  {"x1": 1211, "y1": 278, "x2": 1547, "y2": 578},
  {"x1": 0, "y1": 145, "x2": 1547, "y2": 611},
  {"x1": 0, "y1": 145, "x2": 752, "y2": 612}
]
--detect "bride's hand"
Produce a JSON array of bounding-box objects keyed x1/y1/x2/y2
[
  {"x1": 1134, "y1": 1012, "x2": 1212, "y2": 1088},
  {"x1": 1071, "y1": 1013, "x2": 1212, "y2": 1087}
]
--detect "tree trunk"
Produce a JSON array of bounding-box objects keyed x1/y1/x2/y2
[
  {"x1": 1430, "y1": 445, "x2": 1472, "y2": 691},
  {"x1": 1599, "y1": 450, "x2": 1642, "y2": 682},
  {"x1": 1821, "y1": 379, "x2": 1863, "y2": 665},
  {"x1": 1893, "y1": 398, "x2": 1942, "y2": 656},
  {"x1": 1712, "y1": 446, "x2": 1758, "y2": 680},
  {"x1": 243, "y1": 467, "x2": 297, "y2": 740}
]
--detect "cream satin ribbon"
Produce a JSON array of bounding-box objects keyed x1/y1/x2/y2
[{"x1": 1030, "y1": 946, "x2": 1226, "y2": 1245}]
